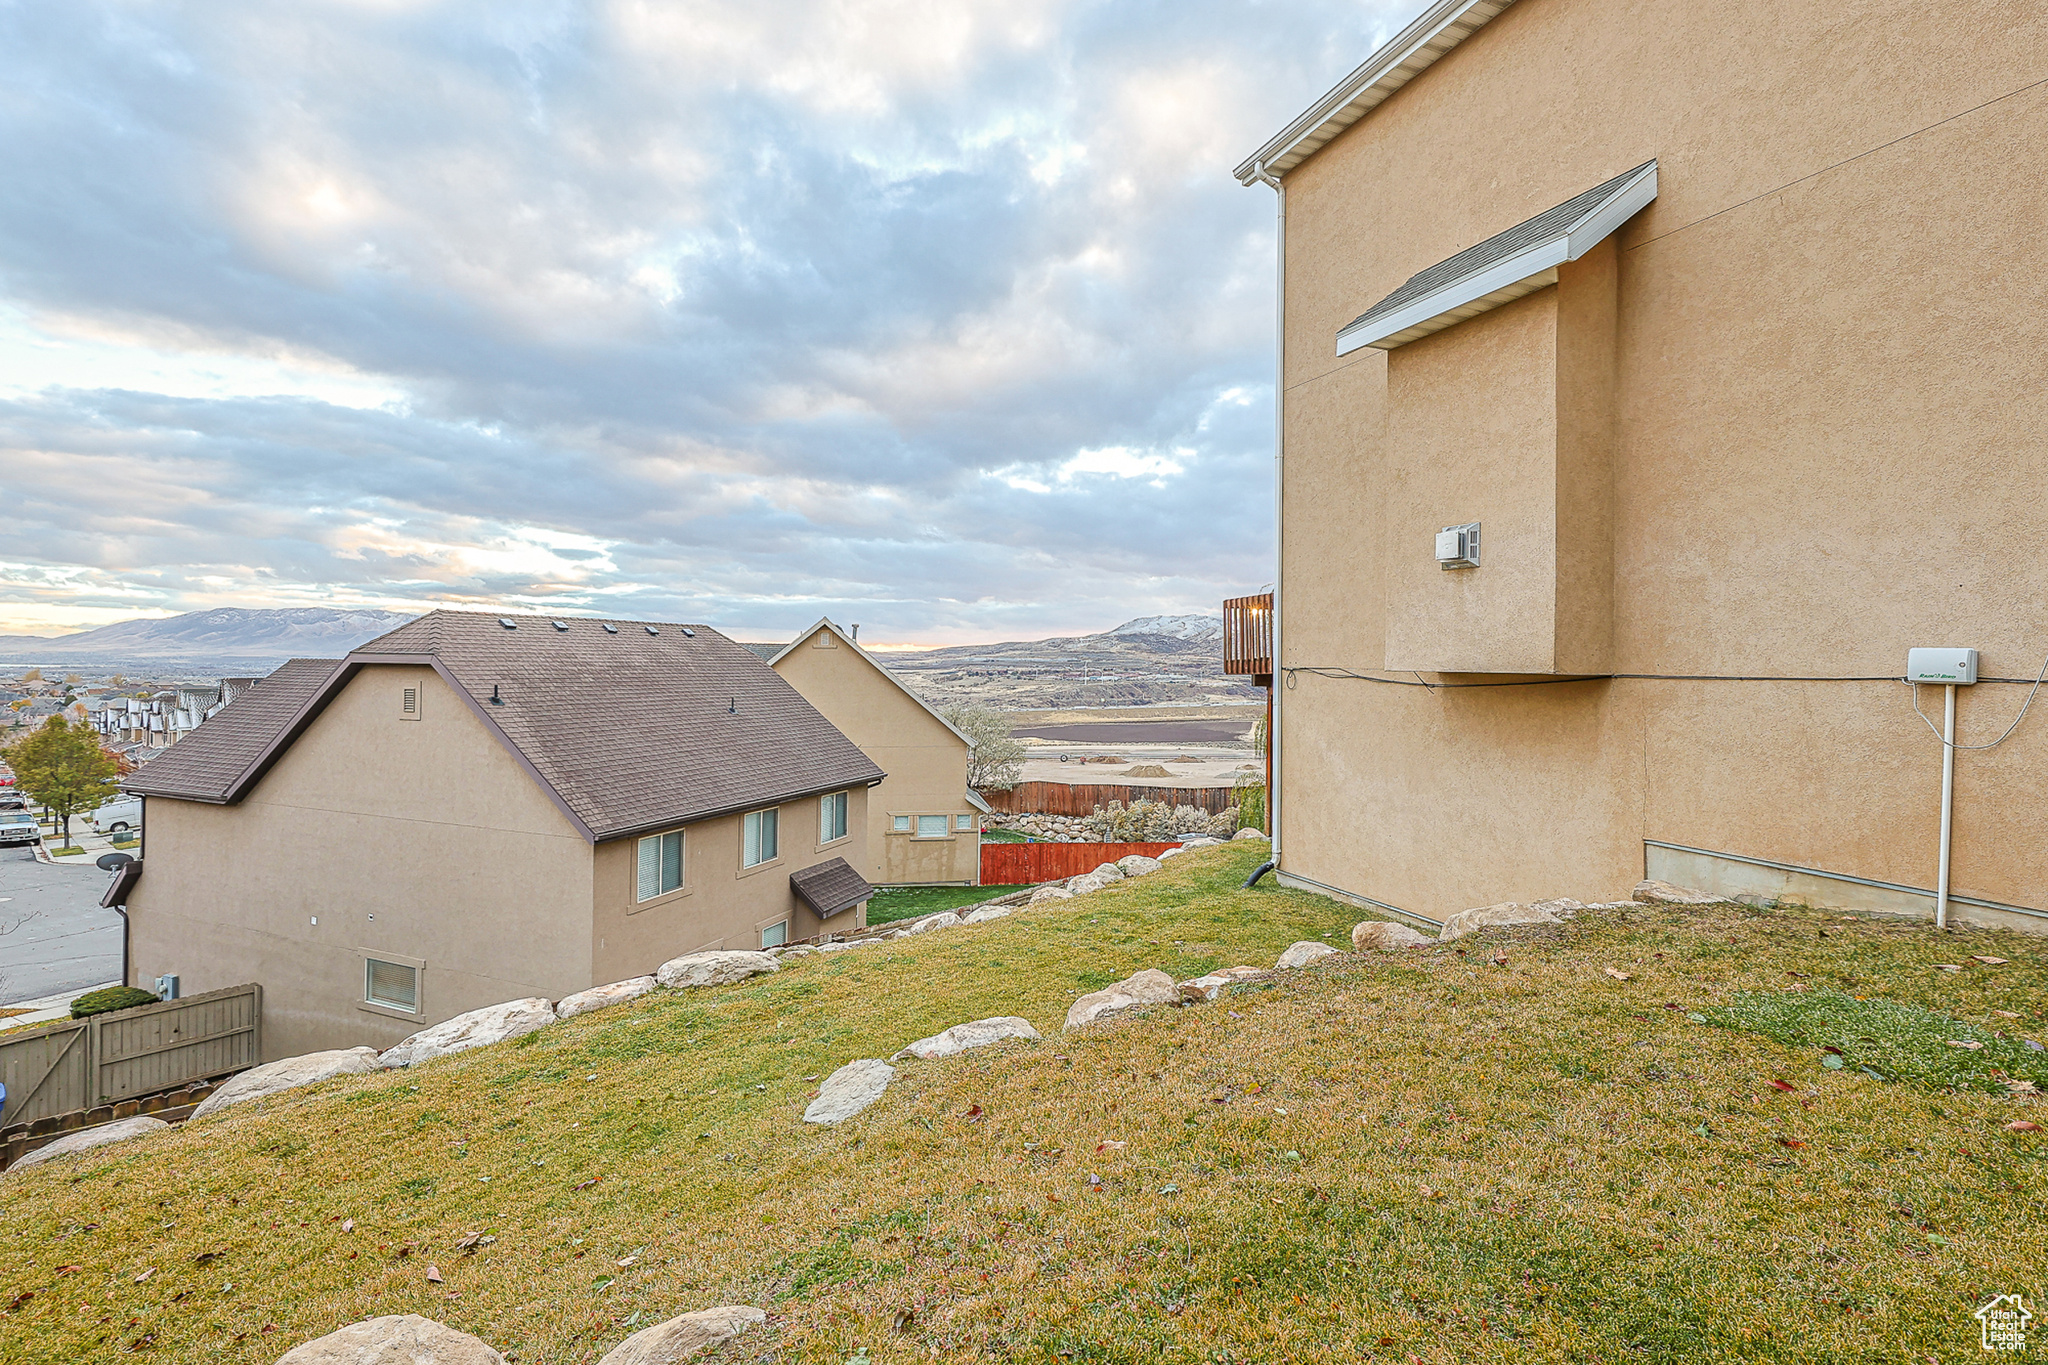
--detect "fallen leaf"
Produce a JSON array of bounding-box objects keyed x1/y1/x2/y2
[
  {"x1": 340, "y1": 1219, "x2": 354, "y2": 1234},
  {"x1": 1785, "y1": 971, "x2": 1808, "y2": 979},
  {"x1": 1993, "y1": 1010, "x2": 2022, "y2": 1020},
  {"x1": 1933, "y1": 964, "x2": 1964, "y2": 973},
  {"x1": 2007, "y1": 1121, "x2": 2043, "y2": 1133},
  {"x1": 6, "y1": 1292, "x2": 33, "y2": 1311},
  {"x1": 1602, "y1": 967, "x2": 1631, "y2": 981},
  {"x1": 1778, "y1": 1138, "x2": 1806, "y2": 1149},
  {"x1": 572, "y1": 1177, "x2": 602, "y2": 1191},
  {"x1": 1972, "y1": 956, "x2": 2010, "y2": 966},
  {"x1": 1821, "y1": 1054, "x2": 1845, "y2": 1070},
  {"x1": 964, "y1": 1104, "x2": 984, "y2": 1121},
  {"x1": 132, "y1": 1269, "x2": 154, "y2": 1284},
  {"x1": 1095, "y1": 1140, "x2": 1126, "y2": 1153},
  {"x1": 1945, "y1": 1040, "x2": 1985, "y2": 1051},
  {"x1": 1821, "y1": 1045, "x2": 1844, "y2": 1055},
  {"x1": 425, "y1": 1266, "x2": 443, "y2": 1284},
  {"x1": 1157, "y1": 1184, "x2": 1179, "y2": 1195},
  {"x1": 1768, "y1": 1080, "x2": 1797, "y2": 1092},
  {"x1": 55, "y1": 1265, "x2": 81, "y2": 1276},
  {"x1": 615, "y1": 1255, "x2": 637, "y2": 1267},
  {"x1": 892, "y1": 1308, "x2": 916, "y2": 1333},
  {"x1": 2003, "y1": 1080, "x2": 2039, "y2": 1096},
  {"x1": 1663, "y1": 1003, "x2": 1684, "y2": 1010}
]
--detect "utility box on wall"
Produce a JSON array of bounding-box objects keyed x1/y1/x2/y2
[{"x1": 1380, "y1": 238, "x2": 1619, "y2": 675}]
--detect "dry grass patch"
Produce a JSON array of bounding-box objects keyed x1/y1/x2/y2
[{"x1": 2, "y1": 846, "x2": 2043, "y2": 1364}]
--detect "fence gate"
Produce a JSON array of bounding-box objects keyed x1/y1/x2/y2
[
  {"x1": 0, "y1": 984, "x2": 262, "y2": 1128},
  {"x1": 0, "y1": 1019, "x2": 91, "y2": 1129}
]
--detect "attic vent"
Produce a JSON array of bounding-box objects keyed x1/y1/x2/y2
[
  {"x1": 552, "y1": 620, "x2": 569, "y2": 631},
  {"x1": 603, "y1": 623, "x2": 618, "y2": 634},
  {"x1": 498, "y1": 618, "x2": 517, "y2": 630},
  {"x1": 400, "y1": 685, "x2": 422, "y2": 721},
  {"x1": 645, "y1": 625, "x2": 660, "y2": 636}
]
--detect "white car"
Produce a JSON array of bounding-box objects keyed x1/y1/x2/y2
[
  {"x1": 0, "y1": 809, "x2": 39, "y2": 847},
  {"x1": 91, "y1": 795, "x2": 142, "y2": 835}
]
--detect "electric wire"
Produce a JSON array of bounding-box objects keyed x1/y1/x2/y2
[{"x1": 1902, "y1": 651, "x2": 2048, "y2": 751}]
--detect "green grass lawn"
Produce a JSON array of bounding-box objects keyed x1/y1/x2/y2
[
  {"x1": 866, "y1": 883, "x2": 1033, "y2": 925},
  {"x1": 981, "y1": 829, "x2": 1028, "y2": 844},
  {"x1": 3, "y1": 845, "x2": 2043, "y2": 1364}
]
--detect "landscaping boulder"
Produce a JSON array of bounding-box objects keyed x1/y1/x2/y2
[
  {"x1": 902, "y1": 912, "x2": 962, "y2": 935},
  {"x1": 1632, "y1": 880, "x2": 1724, "y2": 906},
  {"x1": 1028, "y1": 886, "x2": 1074, "y2": 905},
  {"x1": 274, "y1": 1314, "x2": 505, "y2": 1364},
  {"x1": 655, "y1": 951, "x2": 779, "y2": 990},
  {"x1": 1090, "y1": 862, "x2": 1127, "y2": 881},
  {"x1": 1179, "y1": 837, "x2": 1223, "y2": 848},
  {"x1": 895, "y1": 1016, "x2": 1041, "y2": 1061},
  {"x1": 379, "y1": 999, "x2": 556, "y2": 1069},
  {"x1": 960, "y1": 905, "x2": 1015, "y2": 925},
  {"x1": 1065, "y1": 969, "x2": 1179, "y2": 1030},
  {"x1": 1066, "y1": 873, "x2": 1114, "y2": 895},
  {"x1": 1436, "y1": 902, "x2": 1564, "y2": 943},
  {"x1": 556, "y1": 977, "x2": 659, "y2": 1021},
  {"x1": 1351, "y1": 920, "x2": 1434, "y2": 952},
  {"x1": 1178, "y1": 966, "x2": 1265, "y2": 1002},
  {"x1": 1232, "y1": 828, "x2": 1269, "y2": 841},
  {"x1": 1276, "y1": 941, "x2": 1340, "y2": 970},
  {"x1": 1157, "y1": 848, "x2": 1183, "y2": 861},
  {"x1": 192, "y1": 1048, "x2": 380, "y2": 1120},
  {"x1": 8, "y1": 1116, "x2": 168, "y2": 1174},
  {"x1": 595, "y1": 1306, "x2": 767, "y2": 1364},
  {"x1": 1116, "y1": 855, "x2": 1162, "y2": 877},
  {"x1": 803, "y1": 1059, "x2": 894, "y2": 1124}
]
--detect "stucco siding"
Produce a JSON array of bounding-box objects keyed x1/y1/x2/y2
[
  {"x1": 130, "y1": 665, "x2": 595, "y2": 1060},
  {"x1": 1272, "y1": 0, "x2": 2048, "y2": 927}
]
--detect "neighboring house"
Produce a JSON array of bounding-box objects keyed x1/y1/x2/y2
[
  {"x1": 1236, "y1": 0, "x2": 2048, "y2": 930},
  {"x1": 766, "y1": 620, "x2": 985, "y2": 886},
  {"x1": 122, "y1": 610, "x2": 885, "y2": 1060}
]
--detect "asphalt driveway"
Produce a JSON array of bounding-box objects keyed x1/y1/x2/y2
[{"x1": 0, "y1": 846, "x2": 123, "y2": 1007}]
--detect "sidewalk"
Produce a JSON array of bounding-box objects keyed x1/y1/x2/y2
[{"x1": 0, "y1": 982, "x2": 119, "y2": 1030}]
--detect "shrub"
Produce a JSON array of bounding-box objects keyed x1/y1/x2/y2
[
  {"x1": 69, "y1": 986, "x2": 160, "y2": 1019},
  {"x1": 1234, "y1": 780, "x2": 1267, "y2": 835}
]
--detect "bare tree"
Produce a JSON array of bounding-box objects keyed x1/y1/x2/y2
[{"x1": 940, "y1": 703, "x2": 1026, "y2": 792}]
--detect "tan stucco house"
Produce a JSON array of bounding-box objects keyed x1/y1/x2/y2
[
  {"x1": 1238, "y1": 0, "x2": 2048, "y2": 932},
  {"x1": 122, "y1": 611, "x2": 884, "y2": 1060},
  {"x1": 767, "y1": 619, "x2": 984, "y2": 887}
]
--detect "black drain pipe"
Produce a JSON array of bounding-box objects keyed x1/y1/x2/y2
[{"x1": 1243, "y1": 860, "x2": 1276, "y2": 889}]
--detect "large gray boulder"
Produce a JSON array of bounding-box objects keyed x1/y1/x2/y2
[
  {"x1": 1115, "y1": 855, "x2": 1162, "y2": 877},
  {"x1": 1066, "y1": 873, "x2": 1114, "y2": 895},
  {"x1": 8, "y1": 1116, "x2": 168, "y2": 1175},
  {"x1": 1178, "y1": 966, "x2": 1265, "y2": 1002},
  {"x1": 1275, "y1": 941, "x2": 1340, "y2": 970},
  {"x1": 273, "y1": 1314, "x2": 505, "y2": 1364},
  {"x1": 1090, "y1": 862, "x2": 1127, "y2": 881},
  {"x1": 379, "y1": 999, "x2": 555, "y2": 1069},
  {"x1": 596, "y1": 1306, "x2": 766, "y2": 1364},
  {"x1": 1351, "y1": 920, "x2": 1435, "y2": 951},
  {"x1": 1231, "y1": 828, "x2": 1269, "y2": 841},
  {"x1": 556, "y1": 977, "x2": 659, "y2": 1020},
  {"x1": 1632, "y1": 880, "x2": 1724, "y2": 906},
  {"x1": 803, "y1": 1059, "x2": 895, "y2": 1124},
  {"x1": 901, "y1": 912, "x2": 962, "y2": 935},
  {"x1": 1065, "y1": 969, "x2": 1179, "y2": 1030},
  {"x1": 1028, "y1": 886, "x2": 1074, "y2": 904},
  {"x1": 192, "y1": 1048, "x2": 381, "y2": 1120},
  {"x1": 1436, "y1": 902, "x2": 1564, "y2": 943},
  {"x1": 894, "y1": 1016, "x2": 1041, "y2": 1061},
  {"x1": 959, "y1": 904, "x2": 1016, "y2": 925},
  {"x1": 655, "y1": 951, "x2": 779, "y2": 990}
]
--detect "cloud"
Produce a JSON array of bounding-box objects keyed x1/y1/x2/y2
[{"x1": 0, "y1": 0, "x2": 1409, "y2": 643}]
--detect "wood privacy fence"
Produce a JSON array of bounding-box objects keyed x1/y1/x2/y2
[
  {"x1": 981, "y1": 782, "x2": 1239, "y2": 817},
  {"x1": 0, "y1": 984, "x2": 261, "y2": 1130},
  {"x1": 980, "y1": 841, "x2": 1182, "y2": 885}
]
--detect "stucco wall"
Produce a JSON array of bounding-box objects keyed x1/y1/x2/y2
[
  {"x1": 771, "y1": 627, "x2": 980, "y2": 885},
  {"x1": 1273, "y1": 0, "x2": 2048, "y2": 926},
  {"x1": 588, "y1": 785, "x2": 872, "y2": 977},
  {"x1": 130, "y1": 665, "x2": 595, "y2": 1061}
]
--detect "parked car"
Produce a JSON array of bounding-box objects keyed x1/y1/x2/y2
[
  {"x1": 91, "y1": 794, "x2": 143, "y2": 835},
  {"x1": 0, "y1": 791, "x2": 25, "y2": 812},
  {"x1": 0, "y1": 810, "x2": 40, "y2": 846}
]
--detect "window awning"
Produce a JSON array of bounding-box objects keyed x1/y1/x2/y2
[
  {"x1": 1336, "y1": 160, "x2": 1657, "y2": 354},
  {"x1": 791, "y1": 856, "x2": 874, "y2": 920}
]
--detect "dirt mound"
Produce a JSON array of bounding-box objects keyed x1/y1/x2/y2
[{"x1": 1122, "y1": 765, "x2": 1173, "y2": 778}]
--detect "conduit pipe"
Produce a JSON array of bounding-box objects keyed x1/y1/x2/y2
[
  {"x1": 1936, "y1": 683, "x2": 1956, "y2": 930},
  {"x1": 1250, "y1": 159, "x2": 1284, "y2": 877}
]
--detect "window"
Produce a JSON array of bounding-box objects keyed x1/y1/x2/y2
[
  {"x1": 743, "y1": 808, "x2": 779, "y2": 867},
  {"x1": 955, "y1": 813, "x2": 975, "y2": 831},
  {"x1": 636, "y1": 830, "x2": 684, "y2": 901},
  {"x1": 366, "y1": 958, "x2": 418, "y2": 1012},
  {"x1": 892, "y1": 814, "x2": 911, "y2": 832},
  {"x1": 399, "y1": 685, "x2": 422, "y2": 721},
  {"x1": 916, "y1": 814, "x2": 949, "y2": 838},
  {"x1": 820, "y1": 791, "x2": 848, "y2": 843},
  {"x1": 760, "y1": 920, "x2": 789, "y2": 949}
]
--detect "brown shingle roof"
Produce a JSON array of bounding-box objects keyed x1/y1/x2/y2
[
  {"x1": 789, "y1": 856, "x2": 873, "y2": 920},
  {"x1": 350, "y1": 611, "x2": 884, "y2": 841},
  {"x1": 124, "y1": 658, "x2": 342, "y2": 803}
]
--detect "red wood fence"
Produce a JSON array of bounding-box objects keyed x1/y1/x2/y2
[
  {"x1": 980, "y1": 841, "x2": 1182, "y2": 885},
  {"x1": 980, "y1": 782, "x2": 1238, "y2": 816}
]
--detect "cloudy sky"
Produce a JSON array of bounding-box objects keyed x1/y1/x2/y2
[{"x1": 0, "y1": 0, "x2": 1408, "y2": 645}]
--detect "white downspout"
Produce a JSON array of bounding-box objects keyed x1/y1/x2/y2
[
  {"x1": 1936, "y1": 683, "x2": 1956, "y2": 930},
  {"x1": 1250, "y1": 160, "x2": 1285, "y2": 871}
]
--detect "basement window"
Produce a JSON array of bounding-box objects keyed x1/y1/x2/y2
[
  {"x1": 760, "y1": 920, "x2": 789, "y2": 949},
  {"x1": 636, "y1": 829, "x2": 684, "y2": 902},
  {"x1": 366, "y1": 958, "x2": 419, "y2": 1012}
]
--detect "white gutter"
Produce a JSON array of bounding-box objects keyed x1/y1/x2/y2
[{"x1": 1249, "y1": 161, "x2": 1285, "y2": 868}]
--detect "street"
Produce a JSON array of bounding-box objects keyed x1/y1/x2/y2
[{"x1": 0, "y1": 844, "x2": 124, "y2": 1007}]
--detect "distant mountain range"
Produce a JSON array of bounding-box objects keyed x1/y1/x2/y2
[
  {"x1": 870, "y1": 614, "x2": 1245, "y2": 710},
  {"x1": 0, "y1": 608, "x2": 416, "y2": 665}
]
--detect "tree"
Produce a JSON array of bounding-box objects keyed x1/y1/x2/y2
[
  {"x1": 23, "y1": 667, "x2": 41, "y2": 682},
  {"x1": 940, "y1": 703, "x2": 1026, "y2": 792},
  {"x1": 4, "y1": 716, "x2": 122, "y2": 846}
]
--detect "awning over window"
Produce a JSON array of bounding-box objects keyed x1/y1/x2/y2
[
  {"x1": 102, "y1": 859, "x2": 142, "y2": 908},
  {"x1": 1336, "y1": 160, "x2": 1657, "y2": 354},
  {"x1": 791, "y1": 856, "x2": 874, "y2": 919}
]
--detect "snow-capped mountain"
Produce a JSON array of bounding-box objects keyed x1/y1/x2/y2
[{"x1": 1108, "y1": 614, "x2": 1224, "y2": 643}]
